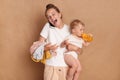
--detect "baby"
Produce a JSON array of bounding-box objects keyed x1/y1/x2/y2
[{"x1": 61, "y1": 19, "x2": 93, "y2": 80}]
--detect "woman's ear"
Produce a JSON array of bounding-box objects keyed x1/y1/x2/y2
[{"x1": 59, "y1": 13, "x2": 62, "y2": 19}]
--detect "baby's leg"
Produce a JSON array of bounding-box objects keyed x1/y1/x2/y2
[
  {"x1": 64, "y1": 54, "x2": 78, "y2": 80},
  {"x1": 73, "y1": 59, "x2": 82, "y2": 80}
]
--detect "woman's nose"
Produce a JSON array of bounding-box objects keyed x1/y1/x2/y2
[{"x1": 51, "y1": 16, "x2": 55, "y2": 20}]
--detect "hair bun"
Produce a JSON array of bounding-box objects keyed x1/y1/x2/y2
[
  {"x1": 46, "y1": 4, "x2": 55, "y2": 9},
  {"x1": 45, "y1": 3, "x2": 60, "y2": 13}
]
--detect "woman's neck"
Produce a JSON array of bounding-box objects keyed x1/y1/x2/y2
[{"x1": 56, "y1": 20, "x2": 64, "y2": 29}]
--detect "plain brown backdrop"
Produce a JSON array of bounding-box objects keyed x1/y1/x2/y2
[{"x1": 0, "y1": 0, "x2": 120, "y2": 80}]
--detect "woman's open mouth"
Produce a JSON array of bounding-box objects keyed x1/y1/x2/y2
[{"x1": 53, "y1": 19, "x2": 57, "y2": 24}]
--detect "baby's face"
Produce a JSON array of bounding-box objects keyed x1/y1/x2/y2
[{"x1": 72, "y1": 24, "x2": 85, "y2": 37}]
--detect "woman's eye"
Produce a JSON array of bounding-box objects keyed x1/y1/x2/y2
[
  {"x1": 47, "y1": 16, "x2": 51, "y2": 19},
  {"x1": 47, "y1": 17, "x2": 50, "y2": 19},
  {"x1": 52, "y1": 14, "x2": 55, "y2": 16}
]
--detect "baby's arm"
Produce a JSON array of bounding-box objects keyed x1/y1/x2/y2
[
  {"x1": 67, "y1": 43, "x2": 82, "y2": 54},
  {"x1": 60, "y1": 38, "x2": 82, "y2": 54},
  {"x1": 83, "y1": 41, "x2": 90, "y2": 47}
]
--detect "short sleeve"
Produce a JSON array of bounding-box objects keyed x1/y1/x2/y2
[{"x1": 40, "y1": 22, "x2": 50, "y2": 39}]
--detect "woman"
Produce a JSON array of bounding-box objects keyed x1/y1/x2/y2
[{"x1": 30, "y1": 4, "x2": 81, "y2": 80}]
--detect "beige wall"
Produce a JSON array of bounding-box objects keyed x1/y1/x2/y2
[{"x1": 0, "y1": 0, "x2": 120, "y2": 80}]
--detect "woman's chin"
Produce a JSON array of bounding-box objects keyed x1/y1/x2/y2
[
  {"x1": 54, "y1": 23, "x2": 59, "y2": 27},
  {"x1": 51, "y1": 22, "x2": 60, "y2": 27}
]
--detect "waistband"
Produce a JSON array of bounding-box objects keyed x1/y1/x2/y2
[{"x1": 45, "y1": 64, "x2": 68, "y2": 70}]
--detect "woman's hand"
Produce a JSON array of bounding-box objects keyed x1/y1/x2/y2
[
  {"x1": 30, "y1": 41, "x2": 43, "y2": 54},
  {"x1": 60, "y1": 39, "x2": 69, "y2": 48},
  {"x1": 30, "y1": 36, "x2": 45, "y2": 54}
]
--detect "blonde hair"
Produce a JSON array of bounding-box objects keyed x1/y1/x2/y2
[{"x1": 70, "y1": 19, "x2": 85, "y2": 32}]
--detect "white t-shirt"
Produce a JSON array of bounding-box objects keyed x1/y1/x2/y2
[
  {"x1": 40, "y1": 22, "x2": 70, "y2": 67},
  {"x1": 67, "y1": 34, "x2": 84, "y2": 48},
  {"x1": 64, "y1": 34, "x2": 84, "y2": 59}
]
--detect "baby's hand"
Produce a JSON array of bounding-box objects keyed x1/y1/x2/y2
[
  {"x1": 83, "y1": 42, "x2": 90, "y2": 46},
  {"x1": 82, "y1": 33, "x2": 93, "y2": 42},
  {"x1": 88, "y1": 33, "x2": 93, "y2": 37}
]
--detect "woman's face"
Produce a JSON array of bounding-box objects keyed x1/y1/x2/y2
[{"x1": 46, "y1": 8, "x2": 62, "y2": 27}]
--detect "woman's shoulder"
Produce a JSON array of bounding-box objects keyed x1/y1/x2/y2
[
  {"x1": 42, "y1": 22, "x2": 52, "y2": 29},
  {"x1": 44, "y1": 22, "x2": 50, "y2": 27},
  {"x1": 64, "y1": 24, "x2": 69, "y2": 27},
  {"x1": 63, "y1": 24, "x2": 70, "y2": 30}
]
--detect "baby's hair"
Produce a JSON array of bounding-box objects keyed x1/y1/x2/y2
[{"x1": 70, "y1": 19, "x2": 85, "y2": 32}]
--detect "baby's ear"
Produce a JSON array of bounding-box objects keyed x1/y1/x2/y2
[{"x1": 71, "y1": 29, "x2": 75, "y2": 33}]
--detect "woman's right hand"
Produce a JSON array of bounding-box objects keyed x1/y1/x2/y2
[{"x1": 30, "y1": 41, "x2": 43, "y2": 54}]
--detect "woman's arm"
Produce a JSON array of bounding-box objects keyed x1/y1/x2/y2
[
  {"x1": 38, "y1": 36, "x2": 46, "y2": 42},
  {"x1": 66, "y1": 43, "x2": 82, "y2": 54},
  {"x1": 30, "y1": 36, "x2": 46, "y2": 54}
]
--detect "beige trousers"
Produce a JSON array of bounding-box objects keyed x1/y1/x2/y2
[{"x1": 44, "y1": 65, "x2": 68, "y2": 80}]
